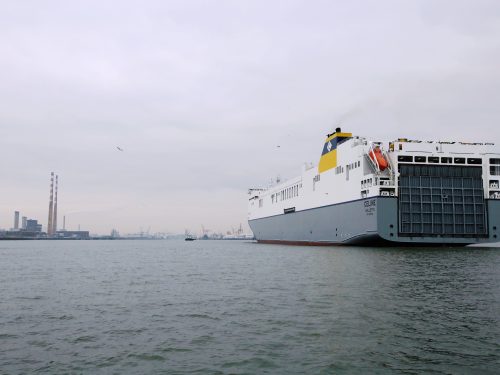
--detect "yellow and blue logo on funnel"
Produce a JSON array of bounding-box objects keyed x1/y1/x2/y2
[{"x1": 318, "y1": 131, "x2": 352, "y2": 173}]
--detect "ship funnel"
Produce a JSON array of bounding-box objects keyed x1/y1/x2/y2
[{"x1": 318, "y1": 130, "x2": 352, "y2": 174}]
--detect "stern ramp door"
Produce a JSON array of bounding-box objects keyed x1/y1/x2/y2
[{"x1": 398, "y1": 164, "x2": 487, "y2": 237}]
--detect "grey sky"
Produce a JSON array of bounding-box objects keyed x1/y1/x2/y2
[{"x1": 1, "y1": 0, "x2": 500, "y2": 234}]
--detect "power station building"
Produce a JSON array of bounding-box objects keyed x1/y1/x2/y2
[
  {"x1": 1, "y1": 173, "x2": 91, "y2": 240},
  {"x1": 0, "y1": 213, "x2": 43, "y2": 239},
  {"x1": 26, "y1": 219, "x2": 42, "y2": 232}
]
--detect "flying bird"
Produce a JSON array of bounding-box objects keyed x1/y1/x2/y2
[{"x1": 116, "y1": 146, "x2": 124, "y2": 152}]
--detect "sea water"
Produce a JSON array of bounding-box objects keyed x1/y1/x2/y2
[{"x1": 1, "y1": 240, "x2": 499, "y2": 374}]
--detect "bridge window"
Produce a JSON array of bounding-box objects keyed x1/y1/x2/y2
[{"x1": 398, "y1": 155, "x2": 413, "y2": 162}]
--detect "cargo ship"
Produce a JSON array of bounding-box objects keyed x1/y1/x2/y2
[{"x1": 248, "y1": 128, "x2": 500, "y2": 245}]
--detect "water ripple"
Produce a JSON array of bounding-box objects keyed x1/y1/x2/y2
[{"x1": 0, "y1": 240, "x2": 499, "y2": 374}]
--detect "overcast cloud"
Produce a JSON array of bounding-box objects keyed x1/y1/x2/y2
[{"x1": 1, "y1": 0, "x2": 500, "y2": 235}]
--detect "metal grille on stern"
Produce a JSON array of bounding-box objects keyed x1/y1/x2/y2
[{"x1": 398, "y1": 164, "x2": 487, "y2": 237}]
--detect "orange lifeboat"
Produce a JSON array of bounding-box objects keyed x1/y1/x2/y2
[{"x1": 369, "y1": 147, "x2": 389, "y2": 171}]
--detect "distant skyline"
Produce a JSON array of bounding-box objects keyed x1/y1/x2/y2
[{"x1": 1, "y1": 0, "x2": 500, "y2": 234}]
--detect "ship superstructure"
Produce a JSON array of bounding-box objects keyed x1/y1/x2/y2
[{"x1": 248, "y1": 128, "x2": 500, "y2": 245}]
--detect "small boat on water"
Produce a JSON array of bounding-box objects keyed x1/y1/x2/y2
[{"x1": 184, "y1": 230, "x2": 197, "y2": 241}]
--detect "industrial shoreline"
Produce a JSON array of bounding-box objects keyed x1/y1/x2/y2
[
  {"x1": 0, "y1": 234, "x2": 254, "y2": 241},
  {"x1": 3, "y1": 172, "x2": 253, "y2": 241}
]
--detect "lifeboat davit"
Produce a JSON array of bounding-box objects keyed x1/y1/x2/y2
[{"x1": 369, "y1": 147, "x2": 389, "y2": 171}]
